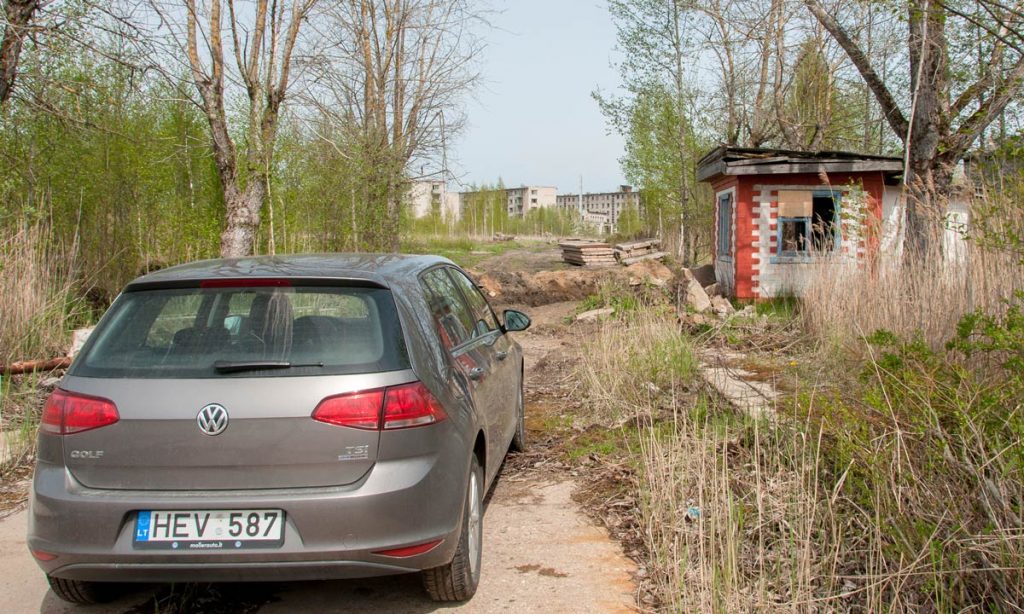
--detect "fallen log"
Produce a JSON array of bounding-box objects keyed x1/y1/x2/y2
[{"x1": 1, "y1": 356, "x2": 72, "y2": 375}]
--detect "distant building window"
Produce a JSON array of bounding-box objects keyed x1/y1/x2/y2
[
  {"x1": 531, "y1": 198, "x2": 537, "y2": 204},
  {"x1": 717, "y1": 193, "x2": 733, "y2": 258}
]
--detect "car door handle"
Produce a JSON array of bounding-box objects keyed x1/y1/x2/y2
[
  {"x1": 495, "y1": 351, "x2": 508, "y2": 361},
  {"x1": 468, "y1": 367, "x2": 485, "y2": 381}
]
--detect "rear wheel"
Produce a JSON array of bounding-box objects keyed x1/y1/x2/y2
[
  {"x1": 46, "y1": 575, "x2": 118, "y2": 605},
  {"x1": 422, "y1": 455, "x2": 483, "y2": 602},
  {"x1": 509, "y1": 384, "x2": 526, "y2": 453}
]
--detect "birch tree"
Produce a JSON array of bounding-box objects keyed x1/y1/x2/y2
[
  {"x1": 308, "y1": 0, "x2": 481, "y2": 252},
  {"x1": 597, "y1": 0, "x2": 704, "y2": 263},
  {"x1": 598, "y1": 0, "x2": 798, "y2": 263},
  {"x1": 154, "y1": 0, "x2": 319, "y2": 258}
]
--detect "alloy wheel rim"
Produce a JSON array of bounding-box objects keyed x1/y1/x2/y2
[
  {"x1": 518, "y1": 388, "x2": 525, "y2": 437},
  {"x1": 467, "y1": 470, "x2": 482, "y2": 577}
]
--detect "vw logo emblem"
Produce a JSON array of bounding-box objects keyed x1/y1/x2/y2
[{"x1": 197, "y1": 404, "x2": 229, "y2": 436}]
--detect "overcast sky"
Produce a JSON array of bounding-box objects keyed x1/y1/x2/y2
[{"x1": 449, "y1": 0, "x2": 626, "y2": 194}]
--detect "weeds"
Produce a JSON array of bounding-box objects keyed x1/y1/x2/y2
[
  {"x1": 801, "y1": 246, "x2": 1024, "y2": 354},
  {"x1": 581, "y1": 292, "x2": 1024, "y2": 611},
  {"x1": 0, "y1": 221, "x2": 91, "y2": 365},
  {"x1": 400, "y1": 235, "x2": 540, "y2": 268},
  {"x1": 0, "y1": 375, "x2": 46, "y2": 491},
  {"x1": 578, "y1": 309, "x2": 695, "y2": 423}
]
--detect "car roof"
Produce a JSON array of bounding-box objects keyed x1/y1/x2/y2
[{"x1": 124, "y1": 253, "x2": 454, "y2": 291}]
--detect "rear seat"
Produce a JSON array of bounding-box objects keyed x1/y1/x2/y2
[{"x1": 288, "y1": 315, "x2": 385, "y2": 365}]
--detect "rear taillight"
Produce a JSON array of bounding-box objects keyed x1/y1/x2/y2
[
  {"x1": 382, "y1": 382, "x2": 447, "y2": 429},
  {"x1": 312, "y1": 381, "x2": 446, "y2": 430},
  {"x1": 40, "y1": 389, "x2": 119, "y2": 435},
  {"x1": 312, "y1": 390, "x2": 386, "y2": 430}
]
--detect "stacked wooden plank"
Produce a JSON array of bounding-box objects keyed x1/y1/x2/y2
[
  {"x1": 559, "y1": 240, "x2": 617, "y2": 267},
  {"x1": 614, "y1": 239, "x2": 668, "y2": 265}
]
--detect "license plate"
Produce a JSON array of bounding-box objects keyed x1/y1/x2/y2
[{"x1": 133, "y1": 509, "x2": 285, "y2": 550}]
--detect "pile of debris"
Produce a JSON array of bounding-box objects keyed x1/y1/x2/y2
[
  {"x1": 614, "y1": 239, "x2": 667, "y2": 265},
  {"x1": 677, "y1": 264, "x2": 748, "y2": 325},
  {"x1": 559, "y1": 241, "x2": 617, "y2": 267}
]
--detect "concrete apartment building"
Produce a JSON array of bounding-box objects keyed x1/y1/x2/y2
[
  {"x1": 409, "y1": 180, "x2": 460, "y2": 221},
  {"x1": 505, "y1": 186, "x2": 557, "y2": 217},
  {"x1": 556, "y1": 185, "x2": 640, "y2": 233},
  {"x1": 455, "y1": 185, "x2": 558, "y2": 218}
]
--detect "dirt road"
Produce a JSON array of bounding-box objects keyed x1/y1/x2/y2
[{"x1": 0, "y1": 292, "x2": 638, "y2": 613}]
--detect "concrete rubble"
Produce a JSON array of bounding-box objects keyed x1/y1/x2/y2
[
  {"x1": 699, "y1": 349, "x2": 779, "y2": 418},
  {"x1": 710, "y1": 295, "x2": 735, "y2": 316},
  {"x1": 575, "y1": 308, "x2": 615, "y2": 322},
  {"x1": 681, "y1": 275, "x2": 713, "y2": 313}
]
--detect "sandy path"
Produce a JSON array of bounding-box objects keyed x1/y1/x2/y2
[
  {"x1": 0, "y1": 478, "x2": 635, "y2": 613},
  {"x1": 0, "y1": 298, "x2": 637, "y2": 613}
]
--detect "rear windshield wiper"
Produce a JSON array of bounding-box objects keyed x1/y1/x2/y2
[{"x1": 213, "y1": 360, "x2": 325, "y2": 374}]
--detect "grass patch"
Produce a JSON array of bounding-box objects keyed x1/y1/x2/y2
[
  {"x1": 753, "y1": 296, "x2": 799, "y2": 319},
  {"x1": 0, "y1": 374, "x2": 47, "y2": 486},
  {"x1": 580, "y1": 298, "x2": 1024, "y2": 611},
  {"x1": 400, "y1": 235, "x2": 548, "y2": 269},
  {"x1": 578, "y1": 309, "x2": 696, "y2": 423}
]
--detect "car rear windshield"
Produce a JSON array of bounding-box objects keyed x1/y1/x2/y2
[{"x1": 73, "y1": 284, "x2": 410, "y2": 378}]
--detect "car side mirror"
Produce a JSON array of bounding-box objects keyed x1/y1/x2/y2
[{"x1": 503, "y1": 309, "x2": 531, "y2": 332}]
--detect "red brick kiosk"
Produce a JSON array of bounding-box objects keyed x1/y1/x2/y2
[{"x1": 696, "y1": 147, "x2": 904, "y2": 300}]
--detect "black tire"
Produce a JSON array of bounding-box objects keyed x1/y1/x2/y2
[
  {"x1": 509, "y1": 383, "x2": 526, "y2": 453},
  {"x1": 46, "y1": 575, "x2": 118, "y2": 605},
  {"x1": 422, "y1": 455, "x2": 483, "y2": 602}
]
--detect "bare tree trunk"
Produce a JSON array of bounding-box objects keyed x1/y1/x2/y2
[
  {"x1": 179, "y1": 0, "x2": 315, "y2": 258},
  {"x1": 903, "y1": 0, "x2": 949, "y2": 262},
  {"x1": 221, "y1": 179, "x2": 267, "y2": 257},
  {"x1": 670, "y1": 1, "x2": 693, "y2": 265},
  {"x1": 0, "y1": 0, "x2": 38, "y2": 106},
  {"x1": 385, "y1": 180, "x2": 402, "y2": 252}
]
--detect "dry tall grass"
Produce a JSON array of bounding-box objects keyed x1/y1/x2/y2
[
  {"x1": 0, "y1": 222, "x2": 82, "y2": 365},
  {"x1": 581, "y1": 312, "x2": 840, "y2": 610},
  {"x1": 577, "y1": 309, "x2": 694, "y2": 424},
  {"x1": 801, "y1": 244, "x2": 1024, "y2": 351},
  {"x1": 580, "y1": 299, "x2": 1024, "y2": 611}
]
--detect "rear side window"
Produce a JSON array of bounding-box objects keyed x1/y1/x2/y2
[
  {"x1": 421, "y1": 268, "x2": 476, "y2": 351},
  {"x1": 447, "y1": 269, "x2": 499, "y2": 336},
  {"x1": 74, "y1": 285, "x2": 410, "y2": 378}
]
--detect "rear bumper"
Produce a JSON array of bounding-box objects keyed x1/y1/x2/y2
[
  {"x1": 28, "y1": 431, "x2": 469, "y2": 583},
  {"x1": 40, "y1": 560, "x2": 426, "y2": 583}
]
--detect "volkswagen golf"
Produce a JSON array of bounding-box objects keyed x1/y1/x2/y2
[{"x1": 28, "y1": 254, "x2": 530, "y2": 605}]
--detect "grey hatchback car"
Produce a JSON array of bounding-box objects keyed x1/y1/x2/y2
[{"x1": 28, "y1": 254, "x2": 530, "y2": 605}]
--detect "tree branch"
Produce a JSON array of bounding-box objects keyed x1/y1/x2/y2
[
  {"x1": 946, "y1": 54, "x2": 1024, "y2": 155},
  {"x1": 803, "y1": 0, "x2": 909, "y2": 139}
]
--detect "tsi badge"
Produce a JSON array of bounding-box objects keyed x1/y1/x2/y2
[{"x1": 338, "y1": 445, "x2": 369, "y2": 461}]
